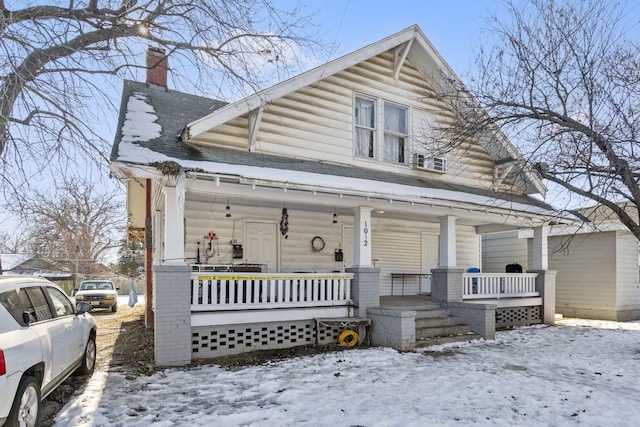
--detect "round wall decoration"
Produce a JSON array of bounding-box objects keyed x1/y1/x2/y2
[{"x1": 311, "y1": 236, "x2": 326, "y2": 252}]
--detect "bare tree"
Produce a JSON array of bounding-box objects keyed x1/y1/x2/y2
[
  {"x1": 16, "y1": 179, "x2": 124, "y2": 278},
  {"x1": 0, "y1": 0, "x2": 319, "y2": 199},
  {"x1": 445, "y1": 0, "x2": 640, "y2": 238}
]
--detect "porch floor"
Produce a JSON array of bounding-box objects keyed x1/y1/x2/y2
[{"x1": 380, "y1": 294, "x2": 438, "y2": 308}]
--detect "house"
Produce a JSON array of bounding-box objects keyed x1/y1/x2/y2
[
  {"x1": 482, "y1": 205, "x2": 640, "y2": 321},
  {"x1": 110, "y1": 25, "x2": 577, "y2": 366},
  {"x1": 0, "y1": 253, "x2": 74, "y2": 292}
]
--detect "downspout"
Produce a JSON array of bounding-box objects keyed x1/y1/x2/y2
[{"x1": 145, "y1": 178, "x2": 154, "y2": 327}]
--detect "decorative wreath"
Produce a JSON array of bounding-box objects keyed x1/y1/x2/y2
[{"x1": 311, "y1": 236, "x2": 326, "y2": 252}]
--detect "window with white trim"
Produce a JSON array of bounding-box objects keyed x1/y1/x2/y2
[
  {"x1": 354, "y1": 95, "x2": 408, "y2": 164},
  {"x1": 354, "y1": 96, "x2": 376, "y2": 158},
  {"x1": 383, "y1": 101, "x2": 408, "y2": 163}
]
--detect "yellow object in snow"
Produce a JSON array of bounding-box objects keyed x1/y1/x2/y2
[{"x1": 338, "y1": 329, "x2": 359, "y2": 347}]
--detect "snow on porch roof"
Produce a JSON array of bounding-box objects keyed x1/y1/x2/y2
[{"x1": 114, "y1": 135, "x2": 573, "y2": 222}]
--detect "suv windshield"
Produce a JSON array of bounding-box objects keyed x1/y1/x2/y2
[{"x1": 80, "y1": 282, "x2": 114, "y2": 291}]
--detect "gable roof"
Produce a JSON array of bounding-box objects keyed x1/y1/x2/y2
[
  {"x1": 181, "y1": 25, "x2": 545, "y2": 196},
  {"x1": 109, "y1": 26, "x2": 572, "y2": 224}
]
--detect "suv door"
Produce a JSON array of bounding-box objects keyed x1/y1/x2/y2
[
  {"x1": 21, "y1": 286, "x2": 58, "y2": 385},
  {"x1": 23, "y1": 286, "x2": 80, "y2": 386},
  {"x1": 44, "y1": 286, "x2": 84, "y2": 371}
]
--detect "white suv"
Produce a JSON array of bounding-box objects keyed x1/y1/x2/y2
[
  {"x1": 0, "y1": 276, "x2": 96, "y2": 427},
  {"x1": 74, "y1": 280, "x2": 119, "y2": 312}
]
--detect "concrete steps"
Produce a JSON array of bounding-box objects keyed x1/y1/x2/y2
[
  {"x1": 415, "y1": 307, "x2": 481, "y2": 347},
  {"x1": 379, "y1": 295, "x2": 482, "y2": 348}
]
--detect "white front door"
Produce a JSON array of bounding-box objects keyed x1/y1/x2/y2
[
  {"x1": 421, "y1": 233, "x2": 439, "y2": 294},
  {"x1": 245, "y1": 222, "x2": 278, "y2": 272}
]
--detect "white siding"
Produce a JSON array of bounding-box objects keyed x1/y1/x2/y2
[
  {"x1": 191, "y1": 52, "x2": 505, "y2": 193},
  {"x1": 546, "y1": 232, "x2": 617, "y2": 317},
  {"x1": 457, "y1": 226, "x2": 481, "y2": 271},
  {"x1": 615, "y1": 232, "x2": 640, "y2": 311},
  {"x1": 482, "y1": 231, "x2": 528, "y2": 273},
  {"x1": 184, "y1": 201, "x2": 479, "y2": 296},
  {"x1": 371, "y1": 217, "x2": 431, "y2": 295},
  {"x1": 184, "y1": 202, "x2": 347, "y2": 272}
]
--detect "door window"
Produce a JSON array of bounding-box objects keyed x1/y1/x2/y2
[
  {"x1": 24, "y1": 287, "x2": 53, "y2": 322},
  {"x1": 46, "y1": 287, "x2": 74, "y2": 317}
]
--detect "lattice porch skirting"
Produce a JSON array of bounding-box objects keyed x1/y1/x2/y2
[
  {"x1": 496, "y1": 306, "x2": 542, "y2": 329},
  {"x1": 191, "y1": 320, "x2": 345, "y2": 358}
]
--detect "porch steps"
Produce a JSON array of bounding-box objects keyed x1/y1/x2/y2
[
  {"x1": 379, "y1": 296, "x2": 482, "y2": 348},
  {"x1": 414, "y1": 308, "x2": 481, "y2": 347}
]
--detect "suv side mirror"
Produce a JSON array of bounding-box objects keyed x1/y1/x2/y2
[
  {"x1": 22, "y1": 311, "x2": 31, "y2": 325},
  {"x1": 72, "y1": 288, "x2": 78, "y2": 296},
  {"x1": 76, "y1": 302, "x2": 92, "y2": 314}
]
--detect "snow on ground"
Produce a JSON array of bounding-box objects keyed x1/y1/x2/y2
[{"x1": 54, "y1": 312, "x2": 640, "y2": 427}]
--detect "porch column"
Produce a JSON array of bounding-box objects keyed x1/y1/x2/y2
[
  {"x1": 529, "y1": 269, "x2": 556, "y2": 325},
  {"x1": 353, "y1": 206, "x2": 373, "y2": 267},
  {"x1": 439, "y1": 215, "x2": 457, "y2": 267},
  {"x1": 431, "y1": 268, "x2": 464, "y2": 303},
  {"x1": 163, "y1": 184, "x2": 185, "y2": 265},
  {"x1": 348, "y1": 206, "x2": 380, "y2": 318},
  {"x1": 153, "y1": 264, "x2": 191, "y2": 366},
  {"x1": 432, "y1": 215, "x2": 462, "y2": 302},
  {"x1": 532, "y1": 224, "x2": 548, "y2": 270},
  {"x1": 154, "y1": 178, "x2": 191, "y2": 366}
]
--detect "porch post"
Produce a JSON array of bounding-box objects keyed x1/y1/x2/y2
[
  {"x1": 153, "y1": 264, "x2": 191, "y2": 366},
  {"x1": 439, "y1": 215, "x2": 457, "y2": 267},
  {"x1": 348, "y1": 206, "x2": 380, "y2": 318},
  {"x1": 532, "y1": 224, "x2": 548, "y2": 270},
  {"x1": 529, "y1": 269, "x2": 556, "y2": 325},
  {"x1": 353, "y1": 206, "x2": 373, "y2": 267},
  {"x1": 153, "y1": 177, "x2": 191, "y2": 366},
  {"x1": 531, "y1": 223, "x2": 554, "y2": 324},
  {"x1": 431, "y1": 215, "x2": 463, "y2": 303},
  {"x1": 162, "y1": 183, "x2": 185, "y2": 265}
]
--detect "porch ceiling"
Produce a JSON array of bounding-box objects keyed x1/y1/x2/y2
[{"x1": 184, "y1": 177, "x2": 552, "y2": 230}]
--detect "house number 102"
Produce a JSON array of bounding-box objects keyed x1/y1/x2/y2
[{"x1": 363, "y1": 221, "x2": 369, "y2": 246}]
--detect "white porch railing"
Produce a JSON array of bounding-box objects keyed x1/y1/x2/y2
[
  {"x1": 463, "y1": 273, "x2": 539, "y2": 299},
  {"x1": 191, "y1": 272, "x2": 353, "y2": 311}
]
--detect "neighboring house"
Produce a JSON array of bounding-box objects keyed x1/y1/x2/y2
[
  {"x1": 483, "y1": 206, "x2": 640, "y2": 322},
  {"x1": 110, "y1": 26, "x2": 576, "y2": 366},
  {"x1": 0, "y1": 253, "x2": 73, "y2": 292}
]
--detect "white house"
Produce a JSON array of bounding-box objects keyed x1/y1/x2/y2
[
  {"x1": 110, "y1": 25, "x2": 576, "y2": 366},
  {"x1": 482, "y1": 206, "x2": 640, "y2": 321}
]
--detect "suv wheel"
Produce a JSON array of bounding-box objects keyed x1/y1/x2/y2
[
  {"x1": 7, "y1": 375, "x2": 41, "y2": 427},
  {"x1": 111, "y1": 303, "x2": 118, "y2": 313},
  {"x1": 75, "y1": 335, "x2": 97, "y2": 376}
]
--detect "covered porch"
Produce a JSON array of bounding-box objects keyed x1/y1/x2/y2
[{"x1": 130, "y1": 169, "x2": 565, "y2": 365}]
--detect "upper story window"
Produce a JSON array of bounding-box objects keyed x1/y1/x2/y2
[
  {"x1": 354, "y1": 97, "x2": 376, "y2": 158},
  {"x1": 383, "y1": 102, "x2": 408, "y2": 163},
  {"x1": 354, "y1": 95, "x2": 409, "y2": 164}
]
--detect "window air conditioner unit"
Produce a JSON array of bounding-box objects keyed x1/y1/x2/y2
[{"x1": 413, "y1": 154, "x2": 446, "y2": 172}]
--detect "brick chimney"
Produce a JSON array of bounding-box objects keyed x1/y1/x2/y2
[{"x1": 146, "y1": 46, "x2": 168, "y2": 88}]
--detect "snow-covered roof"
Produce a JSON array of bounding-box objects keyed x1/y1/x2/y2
[
  {"x1": 110, "y1": 80, "x2": 227, "y2": 161},
  {"x1": 114, "y1": 135, "x2": 570, "y2": 221},
  {"x1": 0, "y1": 253, "x2": 31, "y2": 270}
]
